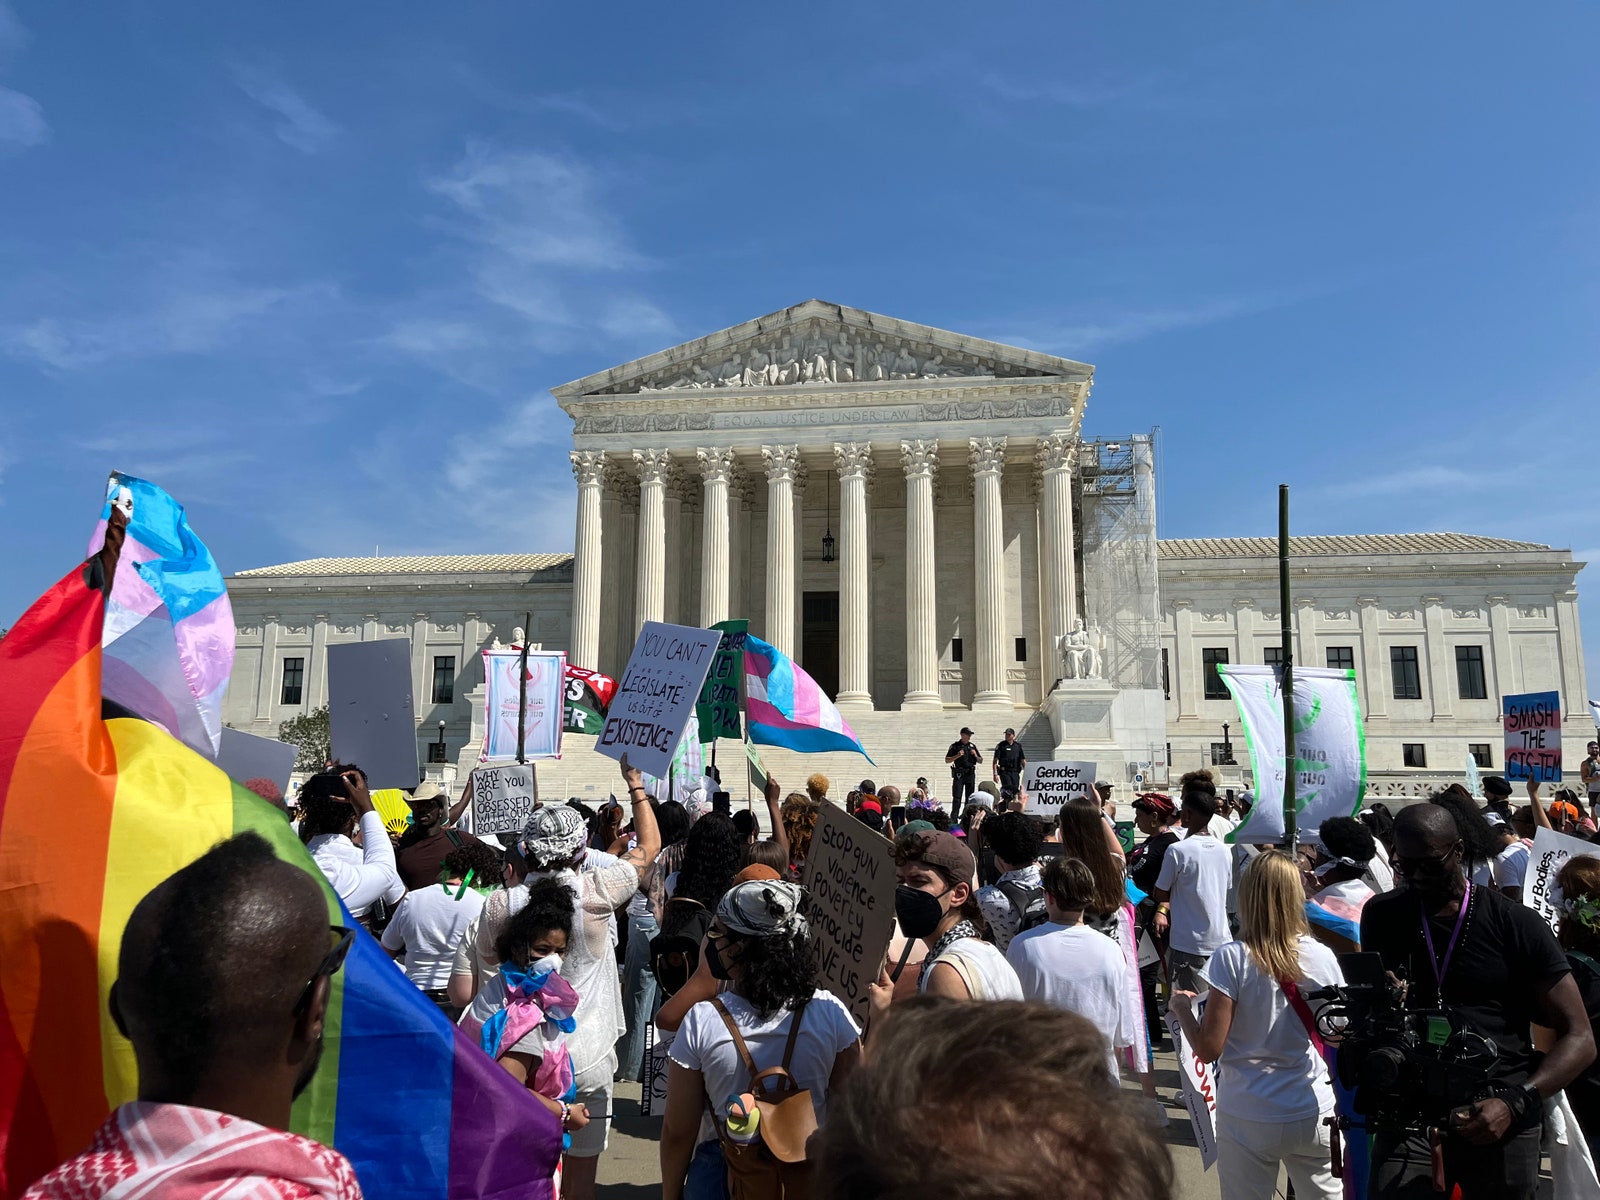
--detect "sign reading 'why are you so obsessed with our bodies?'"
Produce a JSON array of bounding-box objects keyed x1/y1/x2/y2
[
  {"x1": 596, "y1": 622, "x2": 722, "y2": 780},
  {"x1": 800, "y1": 801, "x2": 897, "y2": 1027},
  {"x1": 469, "y1": 763, "x2": 538, "y2": 838}
]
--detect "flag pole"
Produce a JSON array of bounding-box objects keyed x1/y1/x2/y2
[
  {"x1": 516, "y1": 609, "x2": 531, "y2": 766},
  {"x1": 1279, "y1": 486, "x2": 1297, "y2": 849}
]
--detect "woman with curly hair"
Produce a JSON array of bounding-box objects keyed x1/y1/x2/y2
[
  {"x1": 781, "y1": 793, "x2": 820, "y2": 877},
  {"x1": 660, "y1": 879, "x2": 863, "y2": 1200},
  {"x1": 297, "y1": 764, "x2": 403, "y2": 924},
  {"x1": 1431, "y1": 786, "x2": 1504, "y2": 886}
]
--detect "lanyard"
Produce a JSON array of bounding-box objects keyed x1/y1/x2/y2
[{"x1": 1419, "y1": 882, "x2": 1472, "y2": 998}]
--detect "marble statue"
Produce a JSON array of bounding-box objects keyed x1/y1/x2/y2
[
  {"x1": 1059, "y1": 619, "x2": 1101, "y2": 680},
  {"x1": 512, "y1": 626, "x2": 526, "y2": 647}
]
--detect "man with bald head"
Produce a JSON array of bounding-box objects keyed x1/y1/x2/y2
[
  {"x1": 1360, "y1": 803, "x2": 1594, "y2": 1199},
  {"x1": 25, "y1": 833, "x2": 362, "y2": 1198}
]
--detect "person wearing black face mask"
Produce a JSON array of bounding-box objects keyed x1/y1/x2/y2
[
  {"x1": 1360, "y1": 804, "x2": 1595, "y2": 1200},
  {"x1": 659, "y1": 879, "x2": 863, "y2": 1200}
]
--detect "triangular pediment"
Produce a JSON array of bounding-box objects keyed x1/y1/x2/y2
[{"x1": 552, "y1": 299, "x2": 1092, "y2": 400}]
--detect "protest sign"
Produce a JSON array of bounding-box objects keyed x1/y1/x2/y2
[
  {"x1": 799, "y1": 801, "x2": 897, "y2": 1027},
  {"x1": 1525, "y1": 825, "x2": 1599, "y2": 937},
  {"x1": 1166, "y1": 994, "x2": 1218, "y2": 1169},
  {"x1": 1222, "y1": 665, "x2": 1366, "y2": 845},
  {"x1": 216, "y1": 727, "x2": 298, "y2": 795},
  {"x1": 1505, "y1": 691, "x2": 1562, "y2": 783},
  {"x1": 639, "y1": 1024, "x2": 672, "y2": 1118},
  {"x1": 481, "y1": 649, "x2": 566, "y2": 761},
  {"x1": 1022, "y1": 760, "x2": 1097, "y2": 814},
  {"x1": 597, "y1": 622, "x2": 722, "y2": 780},
  {"x1": 470, "y1": 763, "x2": 538, "y2": 838},
  {"x1": 563, "y1": 665, "x2": 616, "y2": 736},
  {"x1": 327, "y1": 639, "x2": 418, "y2": 790},
  {"x1": 695, "y1": 619, "x2": 748, "y2": 741},
  {"x1": 746, "y1": 741, "x2": 768, "y2": 796}
]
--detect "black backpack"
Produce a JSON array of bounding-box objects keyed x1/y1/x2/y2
[
  {"x1": 650, "y1": 897, "x2": 713, "y2": 996},
  {"x1": 994, "y1": 880, "x2": 1049, "y2": 937}
]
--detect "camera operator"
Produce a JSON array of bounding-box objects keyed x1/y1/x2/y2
[{"x1": 1360, "y1": 804, "x2": 1595, "y2": 1200}]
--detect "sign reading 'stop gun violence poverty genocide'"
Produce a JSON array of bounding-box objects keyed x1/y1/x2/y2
[
  {"x1": 1022, "y1": 760, "x2": 1097, "y2": 814},
  {"x1": 1504, "y1": 691, "x2": 1562, "y2": 783},
  {"x1": 800, "y1": 800, "x2": 897, "y2": 1027},
  {"x1": 596, "y1": 622, "x2": 723, "y2": 780}
]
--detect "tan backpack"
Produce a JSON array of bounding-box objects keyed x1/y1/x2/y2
[{"x1": 709, "y1": 997, "x2": 817, "y2": 1200}]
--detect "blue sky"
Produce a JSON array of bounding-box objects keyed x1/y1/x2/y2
[{"x1": 2, "y1": 2, "x2": 1598, "y2": 687}]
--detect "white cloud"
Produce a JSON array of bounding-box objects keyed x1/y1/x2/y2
[
  {"x1": 998, "y1": 296, "x2": 1266, "y2": 357},
  {"x1": 1316, "y1": 464, "x2": 1478, "y2": 501},
  {"x1": 376, "y1": 319, "x2": 485, "y2": 357},
  {"x1": 234, "y1": 67, "x2": 338, "y2": 154},
  {"x1": 0, "y1": 84, "x2": 47, "y2": 148}
]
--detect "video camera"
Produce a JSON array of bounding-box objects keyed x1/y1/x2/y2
[{"x1": 1310, "y1": 953, "x2": 1500, "y2": 1131}]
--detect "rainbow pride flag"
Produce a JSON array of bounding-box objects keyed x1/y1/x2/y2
[
  {"x1": 743, "y1": 634, "x2": 872, "y2": 760},
  {"x1": 87, "y1": 472, "x2": 235, "y2": 758},
  {"x1": 0, "y1": 557, "x2": 561, "y2": 1196}
]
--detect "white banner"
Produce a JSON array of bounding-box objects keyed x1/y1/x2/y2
[
  {"x1": 1165, "y1": 992, "x2": 1218, "y2": 1170},
  {"x1": 1222, "y1": 665, "x2": 1366, "y2": 845},
  {"x1": 1022, "y1": 760, "x2": 1097, "y2": 815},
  {"x1": 1525, "y1": 825, "x2": 1600, "y2": 937},
  {"x1": 481, "y1": 649, "x2": 567, "y2": 761}
]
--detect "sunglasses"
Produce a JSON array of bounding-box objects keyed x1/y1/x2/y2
[{"x1": 294, "y1": 926, "x2": 357, "y2": 1016}]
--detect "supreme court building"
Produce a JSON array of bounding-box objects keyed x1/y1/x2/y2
[{"x1": 221, "y1": 301, "x2": 1591, "y2": 800}]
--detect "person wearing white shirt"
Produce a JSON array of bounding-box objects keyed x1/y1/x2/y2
[
  {"x1": 1007, "y1": 856, "x2": 1134, "y2": 1078},
  {"x1": 1152, "y1": 789, "x2": 1232, "y2": 992},
  {"x1": 298, "y1": 766, "x2": 404, "y2": 923},
  {"x1": 1489, "y1": 818, "x2": 1532, "y2": 902},
  {"x1": 1171, "y1": 850, "x2": 1345, "y2": 1200},
  {"x1": 382, "y1": 843, "x2": 487, "y2": 1012}
]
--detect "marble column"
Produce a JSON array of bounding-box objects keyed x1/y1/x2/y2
[
  {"x1": 697, "y1": 447, "x2": 734, "y2": 628},
  {"x1": 834, "y1": 442, "x2": 874, "y2": 711},
  {"x1": 1421, "y1": 594, "x2": 1454, "y2": 720},
  {"x1": 1357, "y1": 597, "x2": 1387, "y2": 718},
  {"x1": 1173, "y1": 600, "x2": 1199, "y2": 719},
  {"x1": 1486, "y1": 594, "x2": 1513, "y2": 696},
  {"x1": 568, "y1": 451, "x2": 606, "y2": 669},
  {"x1": 255, "y1": 616, "x2": 280, "y2": 720},
  {"x1": 633, "y1": 449, "x2": 669, "y2": 632},
  {"x1": 1035, "y1": 434, "x2": 1077, "y2": 673},
  {"x1": 308, "y1": 614, "x2": 329, "y2": 707},
  {"x1": 901, "y1": 440, "x2": 941, "y2": 710},
  {"x1": 970, "y1": 437, "x2": 1011, "y2": 710},
  {"x1": 761, "y1": 445, "x2": 800, "y2": 657},
  {"x1": 1555, "y1": 588, "x2": 1586, "y2": 721}
]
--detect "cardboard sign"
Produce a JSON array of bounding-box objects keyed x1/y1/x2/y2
[
  {"x1": 799, "y1": 801, "x2": 897, "y2": 1027},
  {"x1": 215, "y1": 727, "x2": 299, "y2": 795},
  {"x1": 481, "y1": 649, "x2": 566, "y2": 761},
  {"x1": 1166, "y1": 993, "x2": 1218, "y2": 1169},
  {"x1": 1023, "y1": 760, "x2": 1098, "y2": 814},
  {"x1": 1525, "y1": 825, "x2": 1599, "y2": 937},
  {"x1": 1505, "y1": 691, "x2": 1562, "y2": 783},
  {"x1": 639, "y1": 1023, "x2": 672, "y2": 1118},
  {"x1": 327, "y1": 639, "x2": 418, "y2": 790},
  {"x1": 695, "y1": 620, "x2": 748, "y2": 741},
  {"x1": 597, "y1": 622, "x2": 722, "y2": 780},
  {"x1": 746, "y1": 741, "x2": 768, "y2": 795},
  {"x1": 470, "y1": 763, "x2": 538, "y2": 837}
]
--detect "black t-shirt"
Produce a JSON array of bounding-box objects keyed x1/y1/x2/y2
[
  {"x1": 946, "y1": 741, "x2": 981, "y2": 775},
  {"x1": 1566, "y1": 953, "x2": 1600, "y2": 1146},
  {"x1": 993, "y1": 741, "x2": 1026, "y2": 773},
  {"x1": 1360, "y1": 884, "x2": 1569, "y2": 1087},
  {"x1": 1128, "y1": 830, "x2": 1180, "y2": 897}
]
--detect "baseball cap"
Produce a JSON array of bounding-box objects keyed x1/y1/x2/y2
[
  {"x1": 977, "y1": 780, "x2": 1001, "y2": 799},
  {"x1": 1133, "y1": 793, "x2": 1177, "y2": 819},
  {"x1": 1550, "y1": 800, "x2": 1583, "y2": 823},
  {"x1": 902, "y1": 829, "x2": 976, "y2": 881},
  {"x1": 901, "y1": 819, "x2": 936, "y2": 837},
  {"x1": 733, "y1": 864, "x2": 782, "y2": 884},
  {"x1": 959, "y1": 726, "x2": 974, "y2": 735}
]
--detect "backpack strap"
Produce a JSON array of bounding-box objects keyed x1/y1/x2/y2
[
  {"x1": 778, "y1": 998, "x2": 809, "y2": 1072},
  {"x1": 1278, "y1": 977, "x2": 1329, "y2": 1060},
  {"x1": 709, "y1": 997, "x2": 760, "y2": 1079}
]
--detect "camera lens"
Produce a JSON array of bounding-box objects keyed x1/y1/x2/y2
[{"x1": 1361, "y1": 1046, "x2": 1406, "y2": 1091}]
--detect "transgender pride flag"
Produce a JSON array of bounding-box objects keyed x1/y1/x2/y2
[
  {"x1": 744, "y1": 634, "x2": 872, "y2": 760},
  {"x1": 86, "y1": 472, "x2": 234, "y2": 757}
]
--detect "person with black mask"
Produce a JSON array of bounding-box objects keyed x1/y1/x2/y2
[
  {"x1": 658, "y1": 879, "x2": 863, "y2": 1200},
  {"x1": 1360, "y1": 804, "x2": 1595, "y2": 1200}
]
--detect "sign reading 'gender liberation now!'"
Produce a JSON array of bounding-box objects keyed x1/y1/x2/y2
[
  {"x1": 597, "y1": 622, "x2": 722, "y2": 780},
  {"x1": 1022, "y1": 760, "x2": 1097, "y2": 814},
  {"x1": 1504, "y1": 691, "x2": 1562, "y2": 783}
]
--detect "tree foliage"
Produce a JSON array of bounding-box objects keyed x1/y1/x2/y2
[{"x1": 279, "y1": 705, "x2": 330, "y2": 772}]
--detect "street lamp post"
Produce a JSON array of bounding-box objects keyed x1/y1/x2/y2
[
  {"x1": 434, "y1": 719, "x2": 447, "y2": 764},
  {"x1": 1221, "y1": 721, "x2": 1234, "y2": 765}
]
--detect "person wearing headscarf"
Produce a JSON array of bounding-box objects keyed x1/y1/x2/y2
[
  {"x1": 1303, "y1": 817, "x2": 1378, "y2": 954},
  {"x1": 659, "y1": 879, "x2": 863, "y2": 1200}
]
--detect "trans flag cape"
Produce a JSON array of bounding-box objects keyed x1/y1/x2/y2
[
  {"x1": 0, "y1": 525, "x2": 561, "y2": 1197},
  {"x1": 743, "y1": 635, "x2": 872, "y2": 760},
  {"x1": 87, "y1": 472, "x2": 235, "y2": 759}
]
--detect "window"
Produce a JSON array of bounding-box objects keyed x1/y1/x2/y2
[
  {"x1": 432, "y1": 655, "x2": 456, "y2": 704},
  {"x1": 280, "y1": 657, "x2": 304, "y2": 706},
  {"x1": 1455, "y1": 645, "x2": 1487, "y2": 700},
  {"x1": 1263, "y1": 645, "x2": 1284, "y2": 670},
  {"x1": 1403, "y1": 743, "x2": 1427, "y2": 768},
  {"x1": 1210, "y1": 742, "x2": 1236, "y2": 767},
  {"x1": 1469, "y1": 743, "x2": 1493, "y2": 768},
  {"x1": 1014, "y1": 637, "x2": 1027, "y2": 662},
  {"x1": 951, "y1": 637, "x2": 963, "y2": 664},
  {"x1": 1326, "y1": 646, "x2": 1355, "y2": 672},
  {"x1": 1202, "y1": 648, "x2": 1230, "y2": 699},
  {"x1": 1161, "y1": 648, "x2": 1171, "y2": 700},
  {"x1": 1390, "y1": 646, "x2": 1422, "y2": 700}
]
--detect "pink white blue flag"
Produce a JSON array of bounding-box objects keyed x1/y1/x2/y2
[
  {"x1": 86, "y1": 472, "x2": 234, "y2": 757},
  {"x1": 743, "y1": 634, "x2": 872, "y2": 760},
  {"x1": 1589, "y1": 699, "x2": 1600, "y2": 727}
]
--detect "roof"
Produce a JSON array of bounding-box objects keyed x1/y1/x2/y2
[
  {"x1": 233, "y1": 553, "x2": 573, "y2": 579},
  {"x1": 1157, "y1": 533, "x2": 1555, "y2": 559}
]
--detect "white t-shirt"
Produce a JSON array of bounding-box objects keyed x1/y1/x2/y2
[
  {"x1": 1365, "y1": 841, "x2": 1395, "y2": 894},
  {"x1": 1006, "y1": 922, "x2": 1132, "y2": 1077},
  {"x1": 1154, "y1": 835, "x2": 1233, "y2": 956},
  {"x1": 307, "y1": 812, "x2": 405, "y2": 919},
  {"x1": 1201, "y1": 936, "x2": 1344, "y2": 1123},
  {"x1": 670, "y1": 989, "x2": 860, "y2": 1130},
  {"x1": 1492, "y1": 841, "x2": 1531, "y2": 891},
  {"x1": 920, "y1": 936, "x2": 1024, "y2": 1001},
  {"x1": 381, "y1": 883, "x2": 486, "y2": 990}
]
